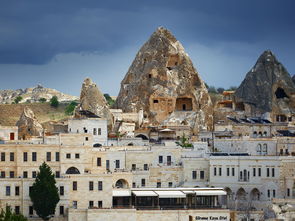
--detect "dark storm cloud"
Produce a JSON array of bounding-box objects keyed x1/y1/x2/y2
[{"x1": 0, "y1": 0, "x2": 294, "y2": 65}]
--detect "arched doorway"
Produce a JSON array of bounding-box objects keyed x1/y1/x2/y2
[
  {"x1": 236, "y1": 188, "x2": 246, "y2": 201},
  {"x1": 66, "y1": 167, "x2": 80, "y2": 174},
  {"x1": 115, "y1": 179, "x2": 129, "y2": 188},
  {"x1": 250, "y1": 188, "x2": 260, "y2": 201},
  {"x1": 135, "y1": 134, "x2": 149, "y2": 140}
]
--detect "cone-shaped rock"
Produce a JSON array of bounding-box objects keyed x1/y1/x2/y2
[
  {"x1": 16, "y1": 107, "x2": 43, "y2": 139},
  {"x1": 235, "y1": 50, "x2": 295, "y2": 118},
  {"x1": 75, "y1": 78, "x2": 113, "y2": 129},
  {"x1": 115, "y1": 27, "x2": 213, "y2": 132}
]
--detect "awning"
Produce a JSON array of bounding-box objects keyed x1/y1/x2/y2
[
  {"x1": 132, "y1": 191, "x2": 158, "y2": 197},
  {"x1": 182, "y1": 190, "x2": 195, "y2": 194},
  {"x1": 155, "y1": 191, "x2": 186, "y2": 198},
  {"x1": 113, "y1": 190, "x2": 131, "y2": 197},
  {"x1": 194, "y1": 190, "x2": 227, "y2": 196},
  {"x1": 160, "y1": 128, "x2": 174, "y2": 132}
]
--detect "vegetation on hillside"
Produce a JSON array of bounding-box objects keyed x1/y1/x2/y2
[
  {"x1": 14, "y1": 96, "x2": 23, "y2": 104},
  {"x1": 50, "y1": 96, "x2": 59, "y2": 108},
  {"x1": 0, "y1": 206, "x2": 28, "y2": 221},
  {"x1": 104, "y1": 93, "x2": 115, "y2": 106},
  {"x1": 65, "y1": 101, "x2": 78, "y2": 115}
]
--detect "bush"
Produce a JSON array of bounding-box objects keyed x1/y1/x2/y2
[
  {"x1": 104, "y1": 94, "x2": 115, "y2": 106},
  {"x1": 0, "y1": 206, "x2": 28, "y2": 221},
  {"x1": 50, "y1": 96, "x2": 59, "y2": 108},
  {"x1": 14, "y1": 96, "x2": 23, "y2": 104},
  {"x1": 39, "y1": 98, "x2": 47, "y2": 103},
  {"x1": 65, "y1": 101, "x2": 78, "y2": 115}
]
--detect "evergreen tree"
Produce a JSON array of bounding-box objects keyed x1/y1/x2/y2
[
  {"x1": 0, "y1": 206, "x2": 28, "y2": 221},
  {"x1": 29, "y1": 162, "x2": 60, "y2": 220},
  {"x1": 50, "y1": 96, "x2": 59, "y2": 108}
]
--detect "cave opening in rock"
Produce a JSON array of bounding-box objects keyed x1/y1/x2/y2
[
  {"x1": 275, "y1": 87, "x2": 289, "y2": 99},
  {"x1": 175, "y1": 98, "x2": 192, "y2": 111}
]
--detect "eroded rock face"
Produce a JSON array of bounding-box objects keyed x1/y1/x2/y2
[
  {"x1": 75, "y1": 78, "x2": 113, "y2": 129},
  {"x1": 235, "y1": 50, "x2": 295, "y2": 118},
  {"x1": 115, "y1": 27, "x2": 213, "y2": 133},
  {"x1": 16, "y1": 107, "x2": 43, "y2": 139}
]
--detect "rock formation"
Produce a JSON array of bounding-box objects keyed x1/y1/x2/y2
[
  {"x1": 75, "y1": 78, "x2": 113, "y2": 129},
  {"x1": 115, "y1": 27, "x2": 213, "y2": 133},
  {"x1": 0, "y1": 84, "x2": 78, "y2": 104},
  {"x1": 235, "y1": 50, "x2": 295, "y2": 120},
  {"x1": 16, "y1": 107, "x2": 43, "y2": 139}
]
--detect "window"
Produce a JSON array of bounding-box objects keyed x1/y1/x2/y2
[
  {"x1": 132, "y1": 182, "x2": 136, "y2": 188},
  {"x1": 73, "y1": 201, "x2": 77, "y2": 209},
  {"x1": 106, "y1": 160, "x2": 110, "y2": 170},
  {"x1": 200, "y1": 171, "x2": 205, "y2": 179},
  {"x1": 66, "y1": 153, "x2": 71, "y2": 159},
  {"x1": 75, "y1": 153, "x2": 80, "y2": 159},
  {"x1": 214, "y1": 167, "x2": 217, "y2": 176},
  {"x1": 1, "y1": 152, "x2": 5, "y2": 161},
  {"x1": 10, "y1": 171, "x2": 14, "y2": 178},
  {"x1": 55, "y1": 171, "x2": 60, "y2": 178},
  {"x1": 93, "y1": 128, "x2": 97, "y2": 135},
  {"x1": 272, "y1": 168, "x2": 275, "y2": 177},
  {"x1": 10, "y1": 152, "x2": 14, "y2": 161},
  {"x1": 55, "y1": 152, "x2": 60, "y2": 161},
  {"x1": 144, "y1": 164, "x2": 148, "y2": 171},
  {"x1": 267, "y1": 189, "x2": 270, "y2": 198},
  {"x1": 98, "y1": 181, "x2": 103, "y2": 190},
  {"x1": 287, "y1": 188, "x2": 290, "y2": 197},
  {"x1": 192, "y1": 171, "x2": 197, "y2": 179},
  {"x1": 115, "y1": 160, "x2": 120, "y2": 168},
  {"x1": 60, "y1": 206, "x2": 64, "y2": 215},
  {"x1": 89, "y1": 201, "x2": 94, "y2": 208},
  {"x1": 168, "y1": 182, "x2": 173, "y2": 188},
  {"x1": 46, "y1": 152, "x2": 51, "y2": 161},
  {"x1": 89, "y1": 181, "x2": 94, "y2": 191},
  {"x1": 73, "y1": 181, "x2": 77, "y2": 191},
  {"x1": 141, "y1": 179, "x2": 146, "y2": 187},
  {"x1": 60, "y1": 186, "x2": 64, "y2": 196},
  {"x1": 98, "y1": 128, "x2": 101, "y2": 135},
  {"x1": 157, "y1": 182, "x2": 161, "y2": 188},
  {"x1": 219, "y1": 167, "x2": 222, "y2": 176},
  {"x1": 97, "y1": 158, "x2": 101, "y2": 166},
  {"x1": 32, "y1": 171, "x2": 36, "y2": 178},
  {"x1": 267, "y1": 168, "x2": 270, "y2": 177},
  {"x1": 167, "y1": 156, "x2": 171, "y2": 166},
  {"x1": 153, "y1": 99, "x2": 159, "y2": 103},
  {"x1": 273, "y1": 190, "x2": 276, "y2": 197},
  {"x1": 15, "y1": 186, "x2": 19, "y2": 196},
  {"x1": 29, "y1": 206, "x2": 34, "y2": 215},
  {"x1": 1, "y1": 171, "x2": 5, "y2": 178},
  {"x1": 6, "y1": 186, "x2": 11, "y2": 196},
  {"x1": 258, "y1": 168, "x2": 261, "y2": 177},
  {"x1": 23, "y1": 171, "x2": 28, "y2": 178},
  {"x1": 253, "y1": 168, "x2": 256, "y2": 177},
  {"x1": 23, "y1": 152, "x2": 28, "y2": 162},
  {"x1": 15, "y1": 206, "x2": 20, "y2": 215},
  {"x1": 132, "y1": 164, "x2": 136, "y2": 171},
  {"x1": 32, "y1": 152, "x2": 37, "y2": 161},
  {"x1": 29, "y1": 186, "x2": 32, "y2": 195},
  {"x1": 159, "y1": 156, "x2": 163, "y2": 164},
  {"x1": 232, "y1": 168, "x2": 235, "y2": 176},
  {"x1": 98, "y1": 201, "x2": 102, "y2": 208},
  {"x1": 227, "y1": 168, "x2": 230, "y2": 176}
]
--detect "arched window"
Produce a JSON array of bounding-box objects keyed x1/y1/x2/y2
[
  {"x1": 250, "y1": 188, "x2": 260, "y2": 201},
  {"x1": 236, "y1": 188, "x2": 247, "y2": 200},
  {"x1": 263, "y1": 144, "x2": 268, "y2": 155},
  {"x1": 257, "y1": 144, "x2": 262, "y2": 154},
  {"x1": 66, "y1": 167, "x2": 80, "y2": 174},
  {"x1": 115, "y1": 179, "x2": 129, "y2": 188},
  {"x1": 253, "y1": 131, "x2": 257, "y2": 138}
]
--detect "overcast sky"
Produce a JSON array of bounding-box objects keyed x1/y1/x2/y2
[{"x1": 0, "y1": 0, "x2": 294, "y2": 96}]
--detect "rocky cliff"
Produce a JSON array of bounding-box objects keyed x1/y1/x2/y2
[
  {"x1": 235, "y1": 50, "x2": 295, "y2": 117},
  {"x1": 0, "y1": 84, "x2": 78, "y2": 104},
  {"x1": 75, "y1": 78, "x2": 113, "y2": 129},
  {"x1": 115, "y1": 27, "x2": 213, "y2": 133}
]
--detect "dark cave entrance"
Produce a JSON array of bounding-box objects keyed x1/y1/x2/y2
[{"x1": 275, "y1": 87, "x2": 289, "y2": 99}]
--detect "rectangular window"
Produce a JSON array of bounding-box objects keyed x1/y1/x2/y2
[
  {"x1": 192, "y1": 171, "x2": 197, "y2": 179},
  {"x1": 287, "y1": 188, "x2": 290, "y2": 197},
  {"x1": 144, "y1": 164, "x2": 148, "y2": 171},
  {"x1": 106, "y1": 160, "x2": 110, "y2": 170},
  {"x1": 258, "y1": 168, "x2": 261, "y2": 177},
  {"x1": 46, "y1": 152, "x2": 51, "y2": 161},
  {"x1": 167, "y1": 156, "x2": 171, "y2": 166},
  {"x1": 115, "y1": 160, "x2": 120, "y2": 168},
  {"x1": 98, "y1": 128, "x2": 101, "y2": 135},
  {"x1": 200, "y1": 171, "x2": 205, "y2": 179},
  {"x1": 15, "y1": 206, "x2": 20, "y2": 215},
  {"x1": 89, "y1": 201, "x2": 94, "y2": 208},
  {"x1": 157, "y1": 182, "x2": 161, "y2": 188},
  {"x1": 159, "y1": 156, "x2": 163, "y2": 164},
  {"x1": 1, "y1": 152, "x2": 5, "y2": 161},
  {"x1": 141, "y1": 179, "x2": 146, "y2": 187},
  {"x1": 15, "y1": 186, "x2": 20, "y2": 196},
  {"x1": 273, "y1": 189, "x2": 276, "y2": 197},
  {"x1": 168, "y1": 182, "x2": 173, "y2": 188},
  {"x1": 66, "y1": 153, "x2": 71, "y2": 159},
  {"x1": 29, "y1": 186, "x2": 32, "y2": 195},
  {"x1": 227, "y1": 168, "x2": 230, "y2": 176},
  {"x1": 232, "y1": 167, "x2": 235, "y2": 176},
  {"x1": 55, "y1": 171, "x2": 60, "y2": 178},
  {"x1": 29, "y1": 206, "x2": 34, "y2": 215},
  {"x1": 75, "y1": 153, "x2": 80, "y2": 159},
  {"x1": 132, "y1": 164, "x2": 136, "y2": 171},
  {"x1": 0, "y1": 171, "x2": 5, "y2": 178},
  {"x1": 272, "y1": 168, "x2": 275, "y2": 177},
  {"x1": 267, "y1": 168, "x2": 270, "y2": 177},
  {"x1": 60, "y1": 206, "x2": 64, "y2": 215},
  {"x1": 55, "y1": 152, "x2": 60, "y2": 162},
  {"x1": 93, "y1": 128, "x2": 97, "y2": 135},
  {"x1": 23, "y1": 152, "x2": 28, "y2": 162},
  {"x1": 60, "y1": 186, "x2": 64, "y2": 196},
  {"x1": 73, "y1": 181, "x2": 77, "y2": 191},
  {"x1": 97, "y1": 158, "x2": 101, "y2": 166},
  {"x1": 10, "y1": 171, "x2": 14, "y2": 178},
  {"x1": 98, "y1": 181, "x2": 103, "y2": 191},
  {"x1": 73, "y1": 201, "x2": 77, "y2": 209},
  {"x1": 23, "y1": 171, "x2": 28, "y2": 178},
  {"x1": 89, "y1": 181, "x2": 94, "y2": 191},
  {"x1": 6, "y1": 186, "x2": 11, "y2": 196},
  {"x1": 98, "y1": 201, "x2": 102, "y2": 208},
  {"x1": 219, "y1": 167, "x2": 222, "y2": 176},
  {"x1": 32, "y1": 171, "x2": 36, "y2": 178},
  {"x1": 10, "y1": 152, "x2": 14, "y2": 161},
  {"x1": 132, "y1": 182, "x2": 136, "y2": 188},
  {"x1": 32, "y1": 152, "x2": 37, "y2": 161},
  {"x1": 267, "y1": 189, "x2": 270, "y2": 198},
  {"x1": 253, "y1": 168, "x2": 256, "y2": 177}
]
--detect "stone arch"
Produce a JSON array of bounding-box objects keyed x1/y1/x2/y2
[
  {"x1": 66, "y1": 167, "x2": 80, "y2": 174},
  {"x1": 236, "y1": 188, "x2": 247, "y2": 200},
  {"x1": 250, "y1": 188, "x2": 260, "y2": 201},
  {"x1": 115, "y1": 179, "x2": 129, "y2": 189},
  {"x1": 135, "y1": 134, "x2": 148, "y2": 140},
  {"x1": 222, "y1": 187, "x2": 233, "y2": 206}
]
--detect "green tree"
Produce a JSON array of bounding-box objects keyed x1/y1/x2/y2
[
  {"x1": 65, "y1": 101, "x2": 78, "y2": 115},
  {"x1": 0, "y1": 206, "x2": 28, "y2": 221},
  {"x1": 176, "y1": 134, "x2": 193, "y2": 148},
  {"x1": 14, "y1": 96, "x2": 23, "y2": 104},
  {"x1": 208, "y1": 86, "x2": 217, "y2": 94},
  {"x1": 50, "y1": 96, "x2": 59, "y2": 108},
  {"x1": 39, "y1": 98, "x2": 47, "y2": 103},
  {"x1": 29, "y1": 162, "x2": 60, "y2": 221},
  {"x1": 104, "y1": 93, "x2": 115, "y2": 106},
  {"x1": 217, "y1": 87, "x2": 225, "y2": 94},
  {"x1": 228, "y1": 86, "x2": 237, "y2": 91}
]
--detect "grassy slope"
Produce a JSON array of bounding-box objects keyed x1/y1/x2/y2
[{"x1": 0, "y1": 103, "x2": 69, "y2": 126}]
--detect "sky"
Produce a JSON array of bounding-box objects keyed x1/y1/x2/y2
[{"x1": 0, "y1": 0, "x2": 295, "y2": 96}]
